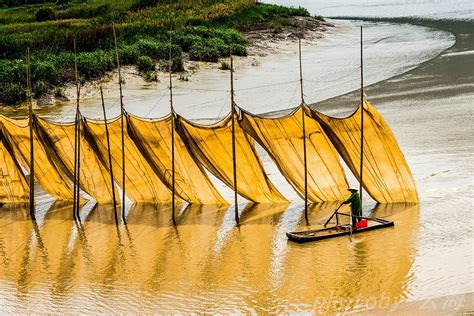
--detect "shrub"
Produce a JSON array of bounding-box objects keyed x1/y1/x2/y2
[
  {"x1": 31, "y1": 60, "x2": 58, "y2": 83},
  {"x1": 207, "y1": 37, "x2": 229, "y2": 57},
  {"x1": 119, "y1": 44, "x2": 141, "y2": 64},
  {"x1": 213, "y1": 28, "x2": 246, "y2": 45},
  {"x1": 0, "y1": 83, "x2": 25, "y2": 104},
  {"x1": 0, "y1": 59, "x2": 25, "y2": 84},
  {"x1": 189, "y1": 43, "x2": 220, "y2": 62},
  {"x1": 35, "y1": 8, "x2": 55, "y2": 22},
  {"x1": 176, "y1": 34, "x2": 203, "y2": 52},
  {"x1": 33, "y1": 80, "x2": 48, "y2": 97},
  {"x1": 77, "y1": 50, "x2": 114, "y2": 78},
  {"x1": 230, "y1": 44, "x2": 247, "y2": 56},
  {"x1": 314, "y1": 15, "x2": 325, "y2": 22},
  {"x1": 135, "y1": 38, "x2": 162, "y2": 58},
  {"x1": 137, "y1": 55, "x2": 155, "y2": 72}
]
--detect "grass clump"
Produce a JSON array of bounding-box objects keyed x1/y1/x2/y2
[
  {"x1": 33, "y1": 80, "x2": 48, "y2": 97},
  {"x1": 220, "y1": 61, "x2": 230, "y2": 70},
  {"x1": 54, "y1": 86, "x2": 66, "y2": 98}
]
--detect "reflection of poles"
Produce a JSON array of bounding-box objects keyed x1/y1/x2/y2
[
  {"x1": 359, "y1": 26, "x2": 365, "y2": 209},
  {"x1": 100, "y1": 87, "x2": 118, "y2": 224},
  {"x1": 230, "y1": 55, "x2": 239, "y2": 225},
  {"x1": 113, "y1": 25, "x2": 126, "y2": 223},
  {"x1": 298, "y1": 37, "x2": 308, "y2": 219},
  {"x1": 25, "y1": 47, "x2": 35, "y2": 220},
  {"x1": 73, "y1": 39, "x2": 81, "y2": 222}
]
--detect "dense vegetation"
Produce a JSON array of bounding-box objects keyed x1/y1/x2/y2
[{"x1": 0, "y1": 0, "x2": 312, "y2": 105}]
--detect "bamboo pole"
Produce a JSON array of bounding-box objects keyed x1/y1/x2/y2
[
  {"x1": 230, "y1": 55, "x2": 239, "y2": 225},
  {"x1": 100, "y1": 87, "x2": 118, "y2": 223},
  {"x1": 359, "y1": 26, "x2": 364, "y2": 208},
  {"x1": 75, "y1": 111, "x2": 81, "y2": 219},
  {"x1": 169, "y1": 34, "x2": 176, "y2": 223},
  {"x1": 298, "y1": 37, "x2": 308, "y2": 219},
  {"x1": 113, "y1": 25, "x2": 126, "y2": 223},
  {"x1": 25, "y1": 47, "x2": 35, "y2": 220},
  {"x1": 73, "y1": 39, "x2": 81, "y2": 221}
]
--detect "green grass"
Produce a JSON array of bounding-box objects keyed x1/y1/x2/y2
[{"x1": 0, "y1": 0, "x2": 315, "y2": 104}]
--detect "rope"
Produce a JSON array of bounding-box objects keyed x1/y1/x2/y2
[{"x1": 236, "y1": 80, "x2": 299, "y2": 91}]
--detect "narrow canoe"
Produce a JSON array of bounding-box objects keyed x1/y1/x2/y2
[{"x1": 286, "y1": 217, "x2": 394, "y2": 243}]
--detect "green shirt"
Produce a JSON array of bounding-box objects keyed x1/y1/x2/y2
[{"x1": 343, "y1": 192, "x2": 362, "y2": 215}]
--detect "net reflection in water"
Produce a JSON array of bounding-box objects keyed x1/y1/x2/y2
[{"x1": 0, "y1": 202, "x2": 418, "y2": 313}]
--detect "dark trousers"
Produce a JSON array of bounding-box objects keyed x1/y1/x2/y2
[{"x1": 352, "y1": 210, "x2": 362, "y2": 227}]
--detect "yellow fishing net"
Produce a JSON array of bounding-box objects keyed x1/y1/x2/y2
[
  {"x1": 84, "y1": 116, "x2": 173, "y2": 203},
  {"x1": 127, "y1": 114, "x2": 227, "y2": 205},
  {"x1": 313, "y1": 101, "x2": 418, "y2": 203},
  {"x1": 0, "y1": 116, "x2": 74, "y2": 200},
  {"x1": 240, "y1": 106, "x2": 349, "y2": 202},
  {"x1": 0, "y1": 128, "x2": 29, "y2": 203},
  {"x1": 177, "y1": 113, "x2": 287, "y2": 203},
  {"x1": 36, "y1": 117, "x2": 118, "y2": 204}
]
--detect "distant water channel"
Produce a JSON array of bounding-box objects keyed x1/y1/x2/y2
[{"x1": 1, "y1": 1, "x2": 473, "y2": 313}]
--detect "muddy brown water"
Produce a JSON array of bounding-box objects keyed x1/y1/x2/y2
[{"x1": 0, "y1": 15, "x2": 472, "y2": 315}]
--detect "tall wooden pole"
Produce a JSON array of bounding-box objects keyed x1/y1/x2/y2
[
  {"x1": 230, "y1": 55, "x2": 239, "y2": 225},
  {"x1": 113, "y1": 25, "x2": 126, "y2": 223},
  {"x1": 26, "y1": 47, "x2": 35, "y2": 220},
  {"x1": 73, "y1": 39, "x2": 81, "y2": 221},
  {"x1": 359, "y1": 25, "x2": 364, "y2": 209},
  {"x1": 100, "y1": 87, "x2": 118, "y2": 223},
  {"x1": 169, "y1": 34, "x2": 176, "y2": 223},
  {"x1": 299, "y1": 37, "x2": 308, "y2": 219}
]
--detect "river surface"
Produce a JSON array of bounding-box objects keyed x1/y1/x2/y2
[{"x1": 0, "y1": 1, "x2": 473, "y2": 313}]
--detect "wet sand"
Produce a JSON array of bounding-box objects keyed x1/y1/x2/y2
[{"x1": 0, "y1": 17, "x2": 472, "y2": 314}]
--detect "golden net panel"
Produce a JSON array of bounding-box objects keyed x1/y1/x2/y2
[
  {"x1": 313, "y1": 101, "x2": 418, "y2": 203},
  {"x1": 36, "y1": 118, "x2": 118, "y2": 204},
  {"x1": 127, "y1": 114, "x2": 227, "y2": 205},
  {"x1": 84, "y1": 116, "x2": 173, "y2": 203},
  {"x1": 0, "y1": 127, "x2": 29, "y2": 203},
  {"x1": 240, "y1": 106, "x2": 349, "y2": 202},
  {"x1": 177, "y1": 113, "x2": 287, "y2": 203},
  {"x1": 0, "y1": 116, "x2": 74, "y2": 200}
]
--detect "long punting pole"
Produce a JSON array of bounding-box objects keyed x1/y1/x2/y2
[
  {"x1": 298, "y1": 37, "x2": 308, "y2": 219},
  {"x1": 73, "y1": 39, "x2": 81, "y2": 221},
  {"x1": 169, "y1": 34, "x2": 176, "y2": 223},
  {"x1": 359, "y1": 25, "x2": 364, "y2": 208},
  {"x1": 26, "y1": 47, "x2": 35, "y2": 219},
  {"x1": 100, "y1": 87, "x2": 118, "y2": 223},
  {"x1": 113, "y1": 26, "x2": 126, "y2": 223},
  {"x1": 230, "y1": 55, "x2": 239, "y2": 225}
]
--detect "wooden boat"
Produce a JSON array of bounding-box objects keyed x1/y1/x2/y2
[{"x1": 286, "y1": 215, "x2": 394, "y2": 243}]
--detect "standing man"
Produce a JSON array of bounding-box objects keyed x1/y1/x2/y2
[{"x1": 342, "y1": 188, "x2": 362, "y2": 228}]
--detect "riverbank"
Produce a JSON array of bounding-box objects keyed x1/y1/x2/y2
[
  {"x1": 0, "y1": 1, "x2": 328, "y2": 106},
  {"x1": 51, "y1": 16, "x2": 334, "y2": 111}
]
